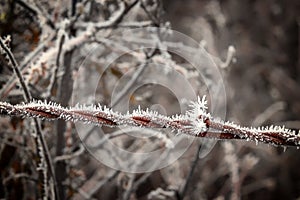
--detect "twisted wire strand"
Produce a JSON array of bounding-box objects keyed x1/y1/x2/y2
[{"x1": 0, "y1": 97, "x2": 299, "y2": 147}]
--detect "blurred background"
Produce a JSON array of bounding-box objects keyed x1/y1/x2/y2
[{"x1": 0, "y1": 0, "x2": 300, "y2": 199}]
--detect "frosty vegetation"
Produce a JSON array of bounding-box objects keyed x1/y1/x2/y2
[{"x1": 0, "y1": 1, "x2": 299, "y2": 200}]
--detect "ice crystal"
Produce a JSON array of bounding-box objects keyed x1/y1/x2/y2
[
  {"x1": 189, "y1": 118, "x2": 208, "y2": 134},
  {"x1": 188, "y1": 95, "x2": 208, "y2": 118}
]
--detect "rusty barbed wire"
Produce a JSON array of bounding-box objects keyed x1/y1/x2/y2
[{"x1": 0, "y1": 96, "x2": 299, "y2": 147}]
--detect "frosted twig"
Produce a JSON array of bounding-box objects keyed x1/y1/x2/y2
[
  {"x1": 0, "y1": 37, "x2": 59, "y2": 200},
  {"x1": 2, "y1": 0, "x2": 144, "y2": 100},
  {"x1": 0, "y1": 32, "x2": 55, "y2": 98},
  {"x1": 0, "y1": 96, "x2": 300, "y2": 147},
  {"x1": 139, "y1": 0, "x2": 160, "y2": 26},
  {"x1": 74, "y1": 0, "x2": 139, "y2": 30},
  {"x1": 45, "y1": 26, "x2": 66, "y2": 98},
  {"x1": 0, "y1": 36, "x2": 31, "y2": 101},
  {"x1": 26, "y1": 27, "x2": 92, "y2": 84}
]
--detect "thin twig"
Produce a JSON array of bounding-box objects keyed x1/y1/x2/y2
[
  {"x1": 139, "y1": 0, "x2": 160, "y2": 26},
  {"x1": 122, "y1": 174, "x2": 136, "y2": 200},
  {"x1": 0, "y1": 32, "x2": 56, "y2": 99},
  {"x1": 45, "y1": 31, "x2": 65, "y2": 98},
  {"x1": 179, "y1": 143, "x2": 202, "y2": 200},
  {"x1": 0, "y1": 37, "x2": 59, "y2": 200},
  {"x1": 74, "y1": 0, "x2": 139, "y2": 29},
  {"x1": 54, "y1": 144, "x2": 85, "y2": 162},
  {"x1": 54, "y1": 47, "x2": 75, "y2": 199},
  {"x1": 0, "y1": 37, "x2": 31, "y2": 101}
]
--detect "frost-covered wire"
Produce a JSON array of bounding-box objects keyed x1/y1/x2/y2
[{"x1": 0, "y1": 96, "x2": 299, "y2": 147}]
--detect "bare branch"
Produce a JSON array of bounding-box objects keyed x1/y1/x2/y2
[{"x1": 0, "y1": 37, "x2": 59, "y2": 200}]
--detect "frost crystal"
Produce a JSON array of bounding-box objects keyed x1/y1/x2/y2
[
  {"x1": 189, "y1": 118, "x2": 208, "y2": 134},
  {"x1": 185, "y1": 96, "x2": 209, "y2": 135},
  {"x1": 188, "y1": 95, "x2": 208, "y2": 118}
]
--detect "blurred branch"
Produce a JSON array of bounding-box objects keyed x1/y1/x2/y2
[
  {"x1": 83, "y1": 170, "x2": 120, "y2": 199},
  {"x1": 54, "y1": 144, "x2": 85, "y2": 162},
  {"x1": 45, "y1": 27, "x2": 66, "y2": 98},
  {"x1": 3, "y1": 173, "x2": 38, "y2": 184},
  {"x1": 16, "y1": 0, "x2": 55, "y2": 29},
  {"x1": 111, "y1": 48, "x2": 156, "y2": 107},
  {"x1": 179, "y1": 143, "x2": 202, "y2": 200},
  {"x1": 75, "y1": 0, "x2": 138, "y2": 29},
  {"x1": 252, "y1": 101, "x2": 286, "y2": 127}
]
